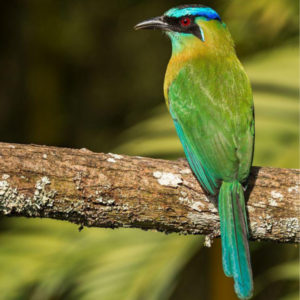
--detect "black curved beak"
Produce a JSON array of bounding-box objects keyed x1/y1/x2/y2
[{"x1": 134, "y1": 16, "x2": 170, "y2": 31}]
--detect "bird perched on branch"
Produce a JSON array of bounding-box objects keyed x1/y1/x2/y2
[{"x1": 135, "y1": 5, "x2": 255, "y2": 300}]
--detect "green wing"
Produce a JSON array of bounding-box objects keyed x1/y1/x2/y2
[
  {"x1": 171, "y1": 108, "x2": 221, "y2": 195},
  {"x1": 168, "y1": 57, "x2": 254, "y2": 190}
]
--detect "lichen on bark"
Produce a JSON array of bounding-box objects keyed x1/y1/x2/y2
[{"x1": 0, "y1": 142, "x2": 298, "y2": 244}]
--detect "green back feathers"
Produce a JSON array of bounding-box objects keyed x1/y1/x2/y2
[
  {"x1": 164, "y1": 12, "x2": 254, "y2": 300},
  {"x1": 135, "y1": 6, "x2": 255, "y2": 299},
  {"x1": 166, "y1": 53, "x2": 254, "y2": 185}
]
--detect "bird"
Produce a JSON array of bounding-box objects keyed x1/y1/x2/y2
[{"x1": 135, "y1": 4, "x2": 254, "y2": 300}]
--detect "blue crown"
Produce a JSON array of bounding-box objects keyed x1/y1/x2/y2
[{"x1": 165, "y1": 5, "x2": 221, "y2": 21}]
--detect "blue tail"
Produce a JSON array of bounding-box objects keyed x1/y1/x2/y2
[{"x1": 219, "y1": 180, "x2": 253, "y2": 299}]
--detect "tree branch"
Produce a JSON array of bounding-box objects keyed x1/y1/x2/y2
[{"x1": 0, "y1": 142, "x2": 298, "y2": 244}]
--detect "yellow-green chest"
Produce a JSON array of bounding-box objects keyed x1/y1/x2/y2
[{"x1": 163, "y1": 19, "x2": 233, "y2": 109}]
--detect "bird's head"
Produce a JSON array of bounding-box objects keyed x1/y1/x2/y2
[{"x1": 135, "y1": 5, "x2": 234, "y2": 56}]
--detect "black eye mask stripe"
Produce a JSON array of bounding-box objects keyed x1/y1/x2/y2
[
  {"x1": 163, "y1": 16, "x2": 204, "y2": 41},
  {"x1": 163, "y1": 15, "x2": 221, "y2": 41}
]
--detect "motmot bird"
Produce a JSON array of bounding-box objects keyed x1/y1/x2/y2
[{"x1": 135, "y1": 5, "x2": 254, "y2": 300}]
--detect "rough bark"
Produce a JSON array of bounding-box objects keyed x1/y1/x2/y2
[{"x1": 0, "y1": 142, "x2": 298, "y2": 244}]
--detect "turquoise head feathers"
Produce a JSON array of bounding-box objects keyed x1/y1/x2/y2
[
  {"x1": 134, "y1": 5, "x2": 228, "y2": 54},
  {"x1": 164, "y1": 4, "x2": 221, "y2": 21},
  {"x1": 134, "y1": 5, "x2": 222, "y2": 39}
]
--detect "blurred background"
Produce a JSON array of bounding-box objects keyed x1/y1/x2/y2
[{"x1": 0, "y1": 0, "x2": 299, "y2": 299}]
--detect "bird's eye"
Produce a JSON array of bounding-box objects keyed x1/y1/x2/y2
[{"x1": 181, "y1": 18, "x2": 191, "y2": 27}]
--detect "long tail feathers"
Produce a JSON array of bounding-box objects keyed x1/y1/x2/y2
[{"x1": 219, "y1": 180, "x2": 253, "y2": 300}]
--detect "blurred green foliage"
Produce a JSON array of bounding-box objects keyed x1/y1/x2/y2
[
  {"x1": 0, "y1": 219, "x2": 203, "y2": 300},
  {"x1": 0, "y1": 0, "x2": 298, "y2": 300}
]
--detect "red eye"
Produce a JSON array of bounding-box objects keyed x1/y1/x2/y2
[{"x1": 181, "y1": 18, "x2": 191, "y2": 27}]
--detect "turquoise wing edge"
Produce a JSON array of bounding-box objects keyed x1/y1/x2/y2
[{"x1": 170, "y1": 108, "x2": 220, "y2": 195}]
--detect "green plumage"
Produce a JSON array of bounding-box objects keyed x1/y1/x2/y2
[
  {"x1": 168, "y1": 55, "x2": 254, "y2": 187},
  {"x1": 165, "y1": 19, "x2": 254, "y2": 300},
  {"x1": 219, "y1": 181, "x2": 253, "y2": 299},
  {"x1": 135, "y1": 5, "x2": 255, "y2": 299},
  {"x1": 167, "y1": 45, "x2": 254, "y2": 300}
]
